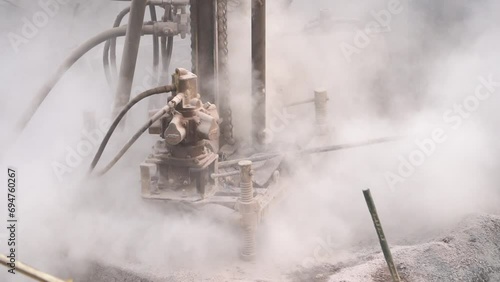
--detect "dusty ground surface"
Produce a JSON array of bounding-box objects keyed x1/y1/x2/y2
[
  {"x1": 292, "y1": 213, "x2": 500, "y2": 282},
  {"x1": 78, "y1": 213, "x2": 500, "y2": 282}
]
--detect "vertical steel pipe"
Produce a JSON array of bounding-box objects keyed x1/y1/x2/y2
[
  {"x1": 112, "y1": 0, "x2": 149, "y2": 117},
  {"x1": 363, "y1": 189, "x2": 401, "y2": 282},
  {"x1": 190, "y1": 0, "x2": 218, "y2": 104},
  {"x1": 252, "y1": 0, "x2": 266, "y2": 146}
]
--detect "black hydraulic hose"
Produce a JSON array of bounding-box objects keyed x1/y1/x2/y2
[
  {"x1": 104, "y1": 6, "x2": 131, "y2": 84},
  {"x1": 149, "y1": 4, "x2": 160, "y2": 83},
  {"x1": 93, "y1": 103, "x2": 172, "y2": 176},
  {"x1": 89, "y1": 84, "x2": 176, "y2": 173},
  {"x1": 110, "y1": 7, "x2": 130, "y2": 74},
  {"x1": 16, "y1": 25, "x2": 156, "y2": 133}
]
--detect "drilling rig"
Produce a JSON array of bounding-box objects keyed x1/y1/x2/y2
[{"x1": 17, "y1": 0, "x2": 400, "y2": 260}]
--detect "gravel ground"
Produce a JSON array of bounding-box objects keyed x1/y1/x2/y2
[
  {"x1": 77, "y1": 213, "x2": 500, "y2": 282},
  {"x1": 313, "y1": 213, "x2": 500, "y2": 282}
]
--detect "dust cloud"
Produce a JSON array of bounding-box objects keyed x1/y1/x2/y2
[{"x1": 0, "y1": 0, "x2": 499, "y2": 281}]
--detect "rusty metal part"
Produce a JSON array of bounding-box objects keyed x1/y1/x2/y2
[
  {"x1": 252, "y1": 0, "x2": 266, "y2": 146},
  {"x1": 190, "y1": 0, "x2": 218, "y2": 104},
  {"x1": 165, "y1": 113, "x2": 187, "y2": 145},
  {"x1": 16, "y1": 24, "x2": 161, "y2": 134},
  {"x1": 0, "y1": 254, "x2": 70, "y2": 282},
  {"x1": 112, "y1": 0, "x2": 149, "y2": 118},
  {"x1": 141, "y1": 69, "x2": 220, "y2": 199},
  {"x1": 238, "y1": 160, "x2": 258, "y2": 260},
  {"x1": 363, "y1": 189, "x2": 401, "y2": 282}
]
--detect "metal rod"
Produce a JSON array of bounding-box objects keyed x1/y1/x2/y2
[
  {"x1": 149, "y1": 4, "x2": 160, "y2": 83},
  {"x1": 112, "y1": 0, "x2": 149, "y2": 118},
  {"x1": 211, "y1": 170, "x2": 240, "y2": 179},
  {"x1": 362, "y1": 189, "x2": 401, "y2": 282},
  {"x1": 300, "y1": 136, "x2": 401, "y2": 155},
  {"x1": 285, "y1": 98, "x2": 315, "y2": 108},
  {"x1": 0, "y1": 254, "x2": 68, "y2": 282},
  {"x1": 252, "y1": 0, "x2": 266, "y2": 146},
  {"x1": 218, "y1": 136, "x2": 403, "y2": 168}
]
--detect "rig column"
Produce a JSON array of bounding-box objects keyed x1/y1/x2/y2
[
  {"x1": 113, "y1": 0, "x2": 148, "y2": 118},
  {"x1": 190, "y1": 0, "x2": 218, "y2": 104},
  {"x1": 252, "y1": 0, "x2": 266, "y2": 146}
]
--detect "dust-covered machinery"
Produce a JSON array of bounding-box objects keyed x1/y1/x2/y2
[
  {"x1": 17, "y1": 0, "x2": 400, "y2": 260},
  {"x1": 141, "y1": 68, "x2": 220, "y2": 201}
]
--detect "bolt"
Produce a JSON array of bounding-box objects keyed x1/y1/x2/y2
[
  {"x1": 238, "y1": 160, "x2": 256, "y2": 261},
  {"x1": 239, "y1": 160, "x2": 253, "y2": 202}
]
